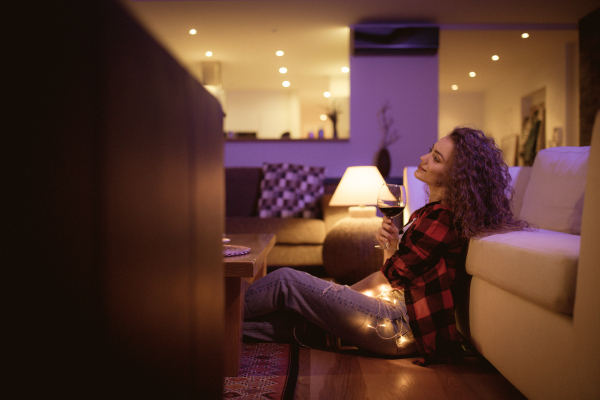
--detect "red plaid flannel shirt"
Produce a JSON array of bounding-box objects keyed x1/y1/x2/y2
[{"x1": 381, "y1": 202, "x2": 467, "y2": 358}]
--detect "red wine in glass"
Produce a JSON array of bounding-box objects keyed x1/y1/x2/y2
[
  {"x1": 375, "y1": 184, "x2": 406, "y2": 249},
  {"x1": 378, "y1": 205, "x2": 405, "y2": 218}
]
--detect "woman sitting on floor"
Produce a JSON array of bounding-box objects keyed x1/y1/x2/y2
[{"x1": 243, "y1": 127, "x2": 528, "y2": 365}]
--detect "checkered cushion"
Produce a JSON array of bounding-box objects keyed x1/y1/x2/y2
[{"x1": 258, "y1": 163, "x2": 326, "y2": 218}]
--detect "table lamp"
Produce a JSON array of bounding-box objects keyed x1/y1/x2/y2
[
  {"x1": 323, "y1": 166, "x2": 386, "y2": 284},
  {"x1": 328, "y1": 166, "x2": 386, "y2": 216}
]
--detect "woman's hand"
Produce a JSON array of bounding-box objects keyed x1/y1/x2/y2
[{"x1": 376, "y1": 216, "x2": 400, "y2": 259}]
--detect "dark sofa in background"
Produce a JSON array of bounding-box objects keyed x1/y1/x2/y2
[{"x1": 225, "y1": 167, "x2": 348, "y2": 275}]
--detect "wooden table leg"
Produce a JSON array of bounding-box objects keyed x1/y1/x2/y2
[
  {"x1": 224, "y1": 260, "x2": 268, "y2": 377},
  {"x1": 254, "y1": 260, "x2": 267, "y2": 281},
  {"x1": 224, "y1": 276, "x2": 243, "y2": 377}
]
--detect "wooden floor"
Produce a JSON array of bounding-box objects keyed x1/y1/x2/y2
[{"x1": 294, "y1": 347, "x2": 527, "y2": 400}]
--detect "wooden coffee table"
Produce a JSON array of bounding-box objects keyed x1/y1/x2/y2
[{"x1": 223, "y1": 233, "x2": 276, "y2": 376}]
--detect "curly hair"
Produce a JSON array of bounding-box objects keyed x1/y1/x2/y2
[{"x1": 441, "y1": 127, "x2": 529, "y2": 239}]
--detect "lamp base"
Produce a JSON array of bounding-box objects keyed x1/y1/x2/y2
[
  {"x1": 322, "y1": 215, "x2": 384, "y2": 285},
  {"x1": 348, "y1": 205, "x2": 377, "y2": 218}
]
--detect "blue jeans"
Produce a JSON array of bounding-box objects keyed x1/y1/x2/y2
[{"x1": 243, "y1": 268, "x2": 417, "y2": 357}]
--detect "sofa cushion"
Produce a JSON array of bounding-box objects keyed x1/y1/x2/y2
[
  {"x1": 268, "y1": 244, "x2": 324, "y2": 267},
  {"x1": 519, "y1": 146, "x2": 590, "y2": 234},
  {"x1": 466, "y1": 229, "x2": 580, "y2": 315},
  {"x1": 226, "y1": 217, "x2": 326, "y2": 244},
  {"x1": 258, "y1": 163, "x2": 326, "y2": 219}
]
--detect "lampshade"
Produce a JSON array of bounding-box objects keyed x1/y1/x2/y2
[{"x1": 329, "y1": 166, "x2": 386, "y2": 206}]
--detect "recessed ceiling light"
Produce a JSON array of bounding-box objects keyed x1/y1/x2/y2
[
  {"x1": 276, "y1": 50, "x2": 284, "y2": 56},
  {"x1": 492, "y1": 55, "x2": 499, "y2": 61},
  {"x1": 320, "y1": 114, "x2": 327, "y2": 121},
  {"x1": 189, "y1": 29, "x2": 197, "y2": 35},
  {"x1": 522, "y1": 33, "x2": 530, "y2": 38},
  {"x1": 205, "y1": 51, "x2": 213, "y2": 57},
  {"x1": 279, "y1": 67, "x2": 287, "y2": 74},
  {"x1": 452, "y1": 85, "x2": 458, "y2": 90},
  {"x1": 469, "y1": 71, "x2": 476, "y2": 77},
  {"x1": 341, "y1": 67, "x2": 349, "y2": 73},
  {"x1": 282, "y1": 81, "x2": 290, "y2": 87},
  {"x1": 324, "y1": 92, "x2": 331, "y2": 98}
]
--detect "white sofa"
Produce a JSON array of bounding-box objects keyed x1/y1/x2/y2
[{"x1": 403, "y1": 113, "x2": 600, "y2": 400}]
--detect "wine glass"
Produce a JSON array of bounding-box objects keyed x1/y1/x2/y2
[{"x1": 375, "y1": 184, "x2": 406, "y2": 249}]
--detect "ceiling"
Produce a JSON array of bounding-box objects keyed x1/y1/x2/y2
[{"x1": 123, "y1": 0, "x2": 597, "y2": 124}]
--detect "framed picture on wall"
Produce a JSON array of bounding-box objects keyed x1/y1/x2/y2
[{"x1": 501, "y1": 134, "x2": 519, "y2": 167}]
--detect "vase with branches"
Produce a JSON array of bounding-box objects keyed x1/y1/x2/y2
[
  {"x1": 327, "y1": 104, "x2": 340, "y2": 139},
  {"x1": 376, "y1": 101, "x2": 401, "y2": 177}
]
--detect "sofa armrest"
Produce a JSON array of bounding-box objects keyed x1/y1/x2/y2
[
  {"x1": 403, "y1": 166, "x2": 428, "y2": 225},
  {"x1": 508, "y1": 166, "x2": 532, "y2": 219}
]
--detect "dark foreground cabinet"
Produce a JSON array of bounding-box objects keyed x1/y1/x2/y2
[{"x1": 7, "y1": 1, "x2": 225, "y2": 398}]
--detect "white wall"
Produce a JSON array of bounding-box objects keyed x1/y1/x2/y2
[
  {"x1": 437, "y1": 30, "x2": 579, "y2": 152},
  {"x1": 483, "y1": 35, "x2": 579, "y2": 147},
  {"x1": 224, "y1": 90, "x2": 301, "y2": 139},
  {"x1": 225, "y1": 32, "x2": 579, "y2": 178},
  {"x1": 439, "y1": 92, "x2": 485, "y2": 138},
  {"x1": 224, "y1": 55, "x2": 439, "y2": 177}
]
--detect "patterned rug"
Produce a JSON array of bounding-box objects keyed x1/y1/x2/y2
[{"x1": 223, "y1": 342, "x2": 299, "y2": 400}]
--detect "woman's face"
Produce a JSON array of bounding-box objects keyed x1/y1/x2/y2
[{"x1": 414, "y1": 136, "x2": 454, "y2": 187}]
